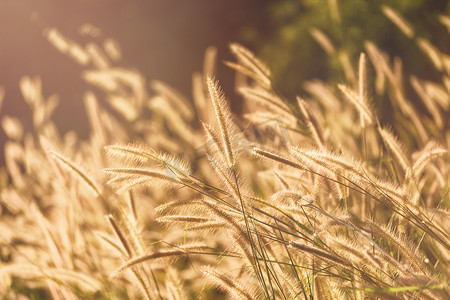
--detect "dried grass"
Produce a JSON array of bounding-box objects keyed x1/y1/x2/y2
[{"x1": 1, "y1": 5, "x2": 449, "y2": 299}]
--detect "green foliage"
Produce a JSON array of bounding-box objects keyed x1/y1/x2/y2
[{"x1": 244, "y1": 0, "x2": 449, "y2": 99}]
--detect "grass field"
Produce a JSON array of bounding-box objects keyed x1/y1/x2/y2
[{"x1": 0, "y1": 5, "x2": 449, "y2": 300}]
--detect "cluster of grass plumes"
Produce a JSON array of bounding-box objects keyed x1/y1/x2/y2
[{"x1": 1, "y1": 7, "x2": 449, "y2": 300}]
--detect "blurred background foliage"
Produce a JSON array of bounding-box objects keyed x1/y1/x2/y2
[
  {"x1": 242, "y1": 0, "x2": 449, "y2": 99},
  {"x1": 0, "y1": 0, "x2": 449, "y2": 163}
]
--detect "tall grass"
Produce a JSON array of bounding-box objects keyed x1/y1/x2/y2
[{"x1": 1, "y1": 6, "x2": 449, "y2": 300}]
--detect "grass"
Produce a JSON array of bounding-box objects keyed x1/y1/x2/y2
[{"x1": 0, "y1": 5, "x2": 449, "y2": 300}]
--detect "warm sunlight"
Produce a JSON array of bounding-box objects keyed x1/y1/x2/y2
[{"x1": 0, "y1": 1, "x2": 449, "y2": 299}]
